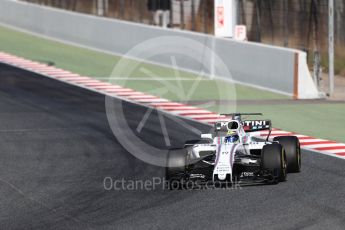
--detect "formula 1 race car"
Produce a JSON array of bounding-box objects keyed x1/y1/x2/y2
[{"x1": 165, "y1": 113, "x2": 301, "y2": 189}]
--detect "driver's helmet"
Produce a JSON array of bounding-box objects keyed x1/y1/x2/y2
[{"x1": 224, "y1": 131, "x2": 239, "y2": 143}]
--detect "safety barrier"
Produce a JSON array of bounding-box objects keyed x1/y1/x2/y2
[{"x1": 0, "y1": 0, "x2": 320, "y2": 98}]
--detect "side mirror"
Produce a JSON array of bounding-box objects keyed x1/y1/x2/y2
[{"x1": 201, "y1": 133, "x2": 213, "y2": 139}]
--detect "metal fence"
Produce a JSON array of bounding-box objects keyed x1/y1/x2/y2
[
  {"x1": 22, "y1": 0, "x2": 215, "y2": 33},
  {"x1": 237, "y1": 0, "x2": 345, "y2": 75}
]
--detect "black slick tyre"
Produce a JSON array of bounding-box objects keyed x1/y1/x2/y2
[
  {"x1": 261, "y1": 144, "x2": 287, "y2": 183},
  {"x1": 273, "y1": 136, "x2": 301, "y2": 173},
  {"x1": 165, "y1": 148, "x2": 187, "y2": 190}
]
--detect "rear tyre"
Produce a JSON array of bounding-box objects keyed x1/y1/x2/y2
[
  {"x1": 261, "y1": 144, "x2": 287, "y2": 183},
  {"x1": 273, "y1": 136, "x2": 301, "y2": 173},
  {"x1": 165, "y1": 148, "x2": 187, "y2": 190}
]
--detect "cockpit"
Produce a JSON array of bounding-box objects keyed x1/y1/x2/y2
[{"x1": 214, "y1": 120, "x2": 240, "y2": 136}]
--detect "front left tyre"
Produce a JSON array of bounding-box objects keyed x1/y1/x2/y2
[{"x1": 165, "y1": 148, "x2": 187, "y2": 189}]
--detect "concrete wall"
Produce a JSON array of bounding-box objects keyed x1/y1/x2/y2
[{"x1": 0, "y1": 0, "x2": 320, "y2": 98}]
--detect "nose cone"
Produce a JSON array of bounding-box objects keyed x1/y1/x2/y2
[{"x1": 217, "y1": 173, "x2": 227, "y2": 181}]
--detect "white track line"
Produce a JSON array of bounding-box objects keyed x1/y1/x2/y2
[{"x1": 303, "y1": 143, "x2": 345, "y2": 149}]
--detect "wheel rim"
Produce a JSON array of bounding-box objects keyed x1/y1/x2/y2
[{"x1": 282, "y1": 150, "x2": 287, "y2": 179}]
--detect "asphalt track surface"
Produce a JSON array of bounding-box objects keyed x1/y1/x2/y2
[{"x1": 0, "y1": 63, "x2": 345, "y2": 230}]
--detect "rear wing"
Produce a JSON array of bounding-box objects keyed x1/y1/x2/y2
[{"x1": 221, "y1": 113, "x2": 263, "y2": 121}]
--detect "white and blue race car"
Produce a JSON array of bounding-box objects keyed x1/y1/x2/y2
[{"x1": 165, "y1": 113, "x2": 301, "y2": 188}]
